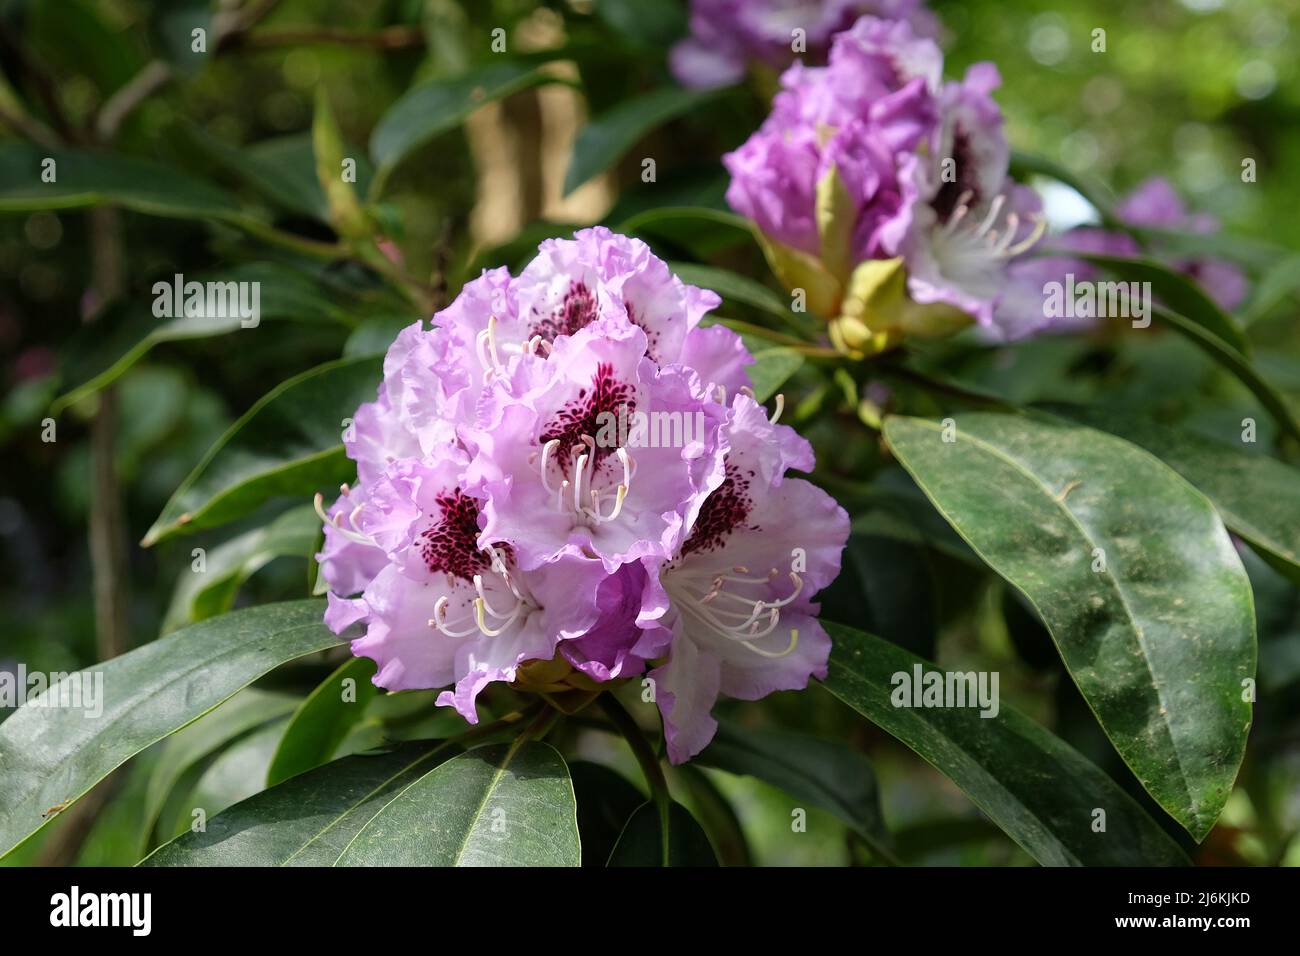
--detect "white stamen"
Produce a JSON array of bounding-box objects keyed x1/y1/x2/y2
[
  {"x1": 976, "y1": 194, "x2": 1005, "y2": 237},
  {"x1": 314, "y1": 492, "x2": 378, "y2": 547},
  {"x1": 769, "y1": 393, "x2": 785, "y2": 425},
  {"x1": 665, "y1": 568, "x2": 803, "y2": 659},
  {"x1": 539, "y1": 440, "x2": 561, "y2": 495},
  {"x1": 430, "y1": 596, "x2": 479, "y2": 638}
]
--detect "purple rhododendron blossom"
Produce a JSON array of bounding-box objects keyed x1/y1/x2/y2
[
  {"x1": 314, "y1": 227, "x2": 848, "y2": 760},
  {"x1": 724, "y1": 18, "x2": 941, "y2": 262},
  {"x1": 724, "y1": 16, "x2": 1046, "y2": 340},
  {"x1": 671, "y1": 0, "x2": 939, "y2": 90}
]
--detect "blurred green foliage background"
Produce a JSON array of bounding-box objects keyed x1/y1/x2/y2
[{"x1": 1, "y1": 0, "x2": 1297, "y2": 867}]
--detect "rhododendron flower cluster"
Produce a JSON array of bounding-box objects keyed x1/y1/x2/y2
[
  {"x1": 723, "y1": 15, "x2": 1048, "y2": 349},
  {"x1": 315, "y1": 227, "x2": 849, "y2": 762},
  {"x1": 671, "y1": 0, "x2": 938, "y2": 90}
]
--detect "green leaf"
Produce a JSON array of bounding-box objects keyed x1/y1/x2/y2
[
  {"x1": 746, "y1": 348, "x2": 804, "y2": 404},
  {"x1": 171, "y1": 718, "x2": 291, "y2": 837},
  {"x1": 616, "y1": 204, "x2": 751, "y2": 242},
  {"x1": 570, "y1": 761, "x2": 646, "y2": 867},
  {"x1": 697, "y1": 721, "x2": 893, "y2": 861},
  {"x1": 564, "y1": 87, "x2": 720, "y2": 196},
  {"x1": 672, "y1": 763, "x2": 752, "y2": 866},
  {"x1": 819, "y1": 533, "x2": 937, "y2": 658},
  {"x1": 815, "y1": 164, "x2": 855, "y2": 282},
  {"x1": 182, "y1": 128, "x2": 369, "y2": 223},
  {"x1": 143, "y1": 355, "x2": 382, "y2": 545},
  {"x1": 607, "y1": 800, "x2": 719, "y2": 866},
  {"x1": 143, "y1": 743, "x2": 454, "y2": 866},
  {"x1": 1057, "y1": 410, "x2": 1300, "y2": 586},
  {"x1": 162, "y1": 505, "x2": 321, "y2": 633},
  {"x1": 1244, "y1": 252, "x2": 1300, "y2": 325},
  {"x1": 1151, "y1": 304, "x2": 1300, "y2": 444},
  {"x1": 1077, "y1": 253, "x2": 1250, "y2": 354},
  {"x1": 54, "y1": 263, "x2": 353, "y2": 412},
  {"x1": 593, "y1": 0, "x2": 687, "y2": 49},
  {"x1": 752, "y1": 228, "x2": 842, "y2": 319},
  {"x1": 883, "y1": 413, "x2": 1256, "y2": 841},
  {"x1": 343, "y1": 315, "x2": 414, "y2": 359},
  {"x1": 313, "y1": 89, "x2": 370, "y2": 240},
  {"x1": 266, "y1": 656, "x2": 379, "y2": 787},
  {"x1": 0, "y1": 599, "x2": 342, "y2": 859},
  {"x1": 668, "y1": 262, "x2": 795, "y2": 323},
  {"x1": 822, "y1": 622, "x2": 1190, "y2": 866},
  {"x1": 370, "y1": 62, "x2": 564, "y2": 195},
  {"x1": 335, "y1": 742, "x2": 580, "y2": 866},
  {"x1": 1009, "y1": 149, "x2": 1121, "y2": 229},
  {"x1": 141, "y1": 688, "x2": 299, "y2": 850},
  {"x1": 0, "y1": 144, "x2": 242, "y2": 220}
]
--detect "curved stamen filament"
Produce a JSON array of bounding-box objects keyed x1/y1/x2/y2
[
  {"x1": 589, "y1": 483, "x2": 628, "y2": 522},
  {"x1": 1004, "y1": 215, "x2": 1046, "y2": 256},
  {"x1": 430, "y1": 596, "x2": 479, "y2": 638},
  {"x1": 943, "y1": 191, "x2": 1046, "y2": 261},
  {"x1": 314, "y1": 492, "x2": 378, "y2": 547},
  {"x1": 667, "y1": 568, "x2": 803, "y2": 658},
  {"x1": 942, "y1": 190, "x2": 975, "y2": 235},
  {"x1": 975, "y1": 194, "x2": 1006, "y2": 237},
  {"x1": 474, "y1": 573, "x2": 520, "y2": 620},
  {"x1": 539, "y1": 440, "x2": 561, "y2": 495},
  {"x1": 769, "y1": 393, "x2": 785, "y2": 425},
  {"x1": 474, "y1": 597, "x2": 522, "y2": 636},
  {"x1": 743, "y1": 629, "x2": 799, "y2": 659},
  {"x1": 572, "y1": 451, "x2": 588, "y2": 512}
]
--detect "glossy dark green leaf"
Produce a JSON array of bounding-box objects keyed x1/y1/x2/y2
[
  {"x1": 616, "y1": 204, "x2": 751, "y2": 241},
  {"x1": 142, "y1": 743, "x2": 454, "y2": 866},
  {"x1": 166, "y1": 718, "x2": 290, "y2": 839},
  {"x1": 162, "y1": 505, "x2": 321, "y2": 633},
  {"x1": 1078, "y1": 253, "x2": 1249, "y2": 354},
  {"x1": 818, "y1": 533, "x2": 937, "y2": 658},
  {"x1": 370, "y1": 62, "x2": 563, "y2": 194},
  {"x1": 822, "y1": 622, "x2": 1189, "y2": 866},
  {"x1": 607, "y1": 800, "x2": 719, "y2": 866},
  {"x1": 266, "y1": 656, "x2": 379, "y2": 787},
  {"x1": 343, "y1": 316, "x2": 413, "y2": 359},
  {"x1": 0, "y1": 600, "x2": 342, "y2": 859},
  {"x1": 672, "y1": 763, "x2": 752, "y2": 866},
  {"x1": 564, "y1": 88, "x2": 720, "y2": 196},
  {"x1": 668, "y1": 262, "x2": 795, "y2": 323},
  {"x1": 697, "y1": 721, "x2": 893, "y2": 861},
  {"x1": 143, "y1": 355, "x2": 382, "y2": 545},
  {"x1": 55, "y1": 263, "x2": 354, "y2": 412},
  {"x1": 746, "y1": 348, "x2": 804, "y2": 404},
  {"x1": 0, "y1": 144, "x2": 242, "y2": 220},
  {"x1": 335, "y1": 742, "x2": 580, "y2": 866},
  {"x1": 1243, "y1": 252, "x2": 1300, "y2": 325},
  {"x1": 570, "y1": 761, "x2": 646, "y2": 867},
  {"x1": 1058, "y1": 410, "x2": 1300, "y2": 585},
  {"x1": 883, "y1": 413, "x2": 1255, "y2": 841},
  {"x1": 141, "y1": 688, "x2": 299, "y2": 848},
  {"x1": 1151, "y1": 305, "x2": 1300, "y2": 444},
  {"x1": 593, "y1": 0, "x2": 687, "y2": 49}
]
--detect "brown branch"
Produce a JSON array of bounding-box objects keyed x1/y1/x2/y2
[
  {"x1": 0, "y1": 101, "x2": 60, "y2": 149},
  {"x1": 95, "y1": 61, "x2": 173, "y2": 141},
  {"x1": 85, "y1": 207, "x2": 130, "y2": 662},
  {"x1": 222, "y1": 25, "x2": 427, "y2": 52}
]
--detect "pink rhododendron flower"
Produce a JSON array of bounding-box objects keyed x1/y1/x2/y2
[
  {"x1": 723, "y1": 16, "x2": 1047, "y2": 343},
  {"x1": 671, "y1": 0, "x2": 939, "y2": 90},
  {"x1": 314, "y1": 228, "x2": 848, "y2": 759}
]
